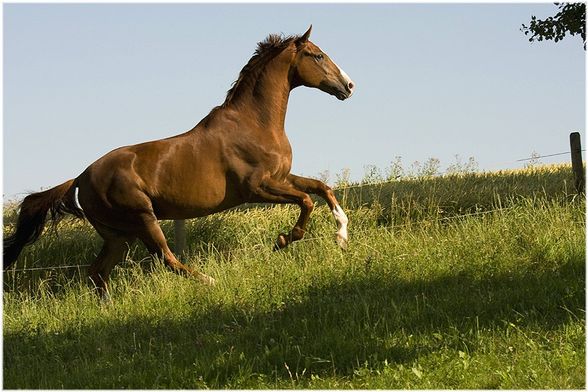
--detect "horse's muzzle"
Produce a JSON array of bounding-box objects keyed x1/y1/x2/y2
[{"x1": 322, "y1": 80, "x2": 354, "y2": 101}]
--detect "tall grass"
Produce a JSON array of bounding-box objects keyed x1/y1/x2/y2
[{"x1": 2, "y1": 163, "x2": 585, "y2": 389}]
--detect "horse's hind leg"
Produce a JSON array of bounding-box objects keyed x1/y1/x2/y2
[
  {"x1": 88, "y1": 231, "x2": 135, "y2": 301},
  {"x1": 136, "y1": 213, "x2": 215, "y2": 285}
]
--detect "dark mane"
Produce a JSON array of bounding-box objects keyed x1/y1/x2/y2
[
  {"x1": 196, "y1": 33, "x2": 299, "y2": 128},
  {"x1": 222, "y1": 33, "x2": 298, "y2": 106}
]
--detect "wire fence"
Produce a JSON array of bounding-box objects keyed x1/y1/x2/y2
[
  {"x1": 328, "y1": 149, "x2": 584, "y2": 192},
  {"x1": 4, "y1": 205, "x2": 517, "y2": 273},
  {"x1": 3, "y1": 145, "x2": 584, "y2": 274},
  {"x1": 516, "y1": 150, "x2": 586, "y2": 162}
]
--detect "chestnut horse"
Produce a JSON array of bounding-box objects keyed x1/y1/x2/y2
[{"x1": 4, "y1": 26, "x2": 354, "y2": 298}]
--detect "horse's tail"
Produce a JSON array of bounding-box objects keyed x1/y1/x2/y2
[{"x1": 3, "y1": 179, "x2": 84, "y2": 270}]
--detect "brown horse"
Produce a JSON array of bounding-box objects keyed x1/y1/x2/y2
[{"x1": 4, "y1": 26, "x2": 354, "y2": 298}]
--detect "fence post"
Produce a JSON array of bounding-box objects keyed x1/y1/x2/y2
[
  {"x1": 174, "y1": 219, "x2": 186, "y2": 257},
  {"x1": 569, "y1": 132, "x2": 585, "y2": 195}
]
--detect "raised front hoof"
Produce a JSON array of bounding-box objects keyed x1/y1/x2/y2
[
  {"x1": 273, "y1": 233, "x2": 289, "y2": 251},
  {"x1": 335, "y1": 233, "x2": 348, "y2": 250}
]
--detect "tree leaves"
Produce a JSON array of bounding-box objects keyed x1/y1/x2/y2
[{"x1": 521, "y1": 3, "x2": 586, "y2": 49}]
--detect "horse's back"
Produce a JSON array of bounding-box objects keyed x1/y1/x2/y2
[{"x1": 77, "y1": 131, "x2": 244, "y2": 221}]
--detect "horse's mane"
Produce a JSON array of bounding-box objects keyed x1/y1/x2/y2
[
  {"x1": 197, "y1": 33, "x2": 298, "y2": 127},
  {"x1": 221, "y1": 33, "x2": 298, "y2": 106}
]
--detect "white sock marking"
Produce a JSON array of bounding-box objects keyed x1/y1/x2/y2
[{"x1": 332, "y1": 204, "x2": 349, "y2": 244}]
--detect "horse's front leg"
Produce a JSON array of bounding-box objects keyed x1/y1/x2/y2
[
  {"x1": 287, "y1": 174, "x2": 349, "y2": 249},
  {"x1": 247, "y1": 176, "x2": 314, "y2": 249}
]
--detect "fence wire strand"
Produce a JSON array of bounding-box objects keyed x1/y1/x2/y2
[
  {"x1": 333, "y1": 150, "x2": 582, "y2": 192},
  {"x1": 516, "y1": 150, "x2": 586, "y2": 162},
  {"x1": 4, "y1": 145, "x2": 582, "y2": 274},
  {"x1": 4, "y1": 205, "x2": 516, "y2": 273}
]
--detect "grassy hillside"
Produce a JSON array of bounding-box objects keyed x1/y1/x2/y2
[{"x1": 2, "y1": 163, "x2": 585, "y2": 388}]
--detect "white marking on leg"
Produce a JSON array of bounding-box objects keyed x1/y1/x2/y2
[
  {"x1": 332, "y1": 204, "x2": 349, "y2": 248},
  {"x1": 74, "y1": 186, "x2": 83, "y2": 211}
]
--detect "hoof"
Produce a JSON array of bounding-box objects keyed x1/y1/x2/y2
[
  {"x1": 336, "y1": 233, "x2": 348, "y2": 250},
  {"x1": 273, "y1": 233, "x2": 288, "y2": 251},
  {"x1": 197, "y1": 272, "x2": 216, "y2": 286},
  {"x1": 99, "y1": 291, "x2": 113, "y2": 305}
]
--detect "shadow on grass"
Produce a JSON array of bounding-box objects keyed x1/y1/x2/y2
[{"x1": 3, "y1": 256, "x2": 585, "y2": 389}]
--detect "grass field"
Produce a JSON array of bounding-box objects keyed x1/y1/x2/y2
[{"x1": 2, "y1": 163, "x2": 585, "y2": 389}]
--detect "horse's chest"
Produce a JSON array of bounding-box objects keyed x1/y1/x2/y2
[
  {"x1": 232, "y1": 132, "x2": 292, "y2": 175},
  {"x1": 252, "y1": 145, "x2": 291, "y2": 181},
  {"x1": 267, "y1": 137, "x2": 292, "y2": 176},
  {"x1": 271, "y1": 151, "x2": 292, "y2": 178}
]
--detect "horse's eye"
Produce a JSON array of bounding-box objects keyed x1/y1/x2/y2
[{"x1": 315, "y1": 54, "x2": 324, "y2": 61}]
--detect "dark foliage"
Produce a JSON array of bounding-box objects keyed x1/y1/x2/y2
[{"x1": 521, "y1": 3, "x2": 586, "y2": 49}]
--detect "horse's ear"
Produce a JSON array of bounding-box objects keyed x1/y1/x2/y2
[{"x1": 297, "y1": 25, "x2": 312, "y2": 44}]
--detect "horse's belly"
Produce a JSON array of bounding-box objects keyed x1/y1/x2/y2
[
  {"x1": 153, "y1": 199, "x2": 241, "y2": 220},
  {"x1": 151, "y1": 181, "x2": 244, "y2": 220}
]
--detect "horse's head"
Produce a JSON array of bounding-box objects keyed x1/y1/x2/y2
[{"x1": 291, "y1": 26, "x2": 355, "y2": 101}]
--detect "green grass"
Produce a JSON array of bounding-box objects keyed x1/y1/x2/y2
[{"x1": 3, "y1": 164, "x2": 585, "y2": 389}]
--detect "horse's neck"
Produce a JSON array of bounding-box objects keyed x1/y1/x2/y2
[{"x1": 231, "y1": 49, "x2": 294, "y2": 133}]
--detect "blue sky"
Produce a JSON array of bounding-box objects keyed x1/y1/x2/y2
[{"x1": 3, "y1": 3, "x2": 586, "y2": 200}]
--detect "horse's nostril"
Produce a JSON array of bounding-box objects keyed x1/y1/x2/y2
[{"x1": 348, "y1": 82, "x2": 354, "y2": 91}]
